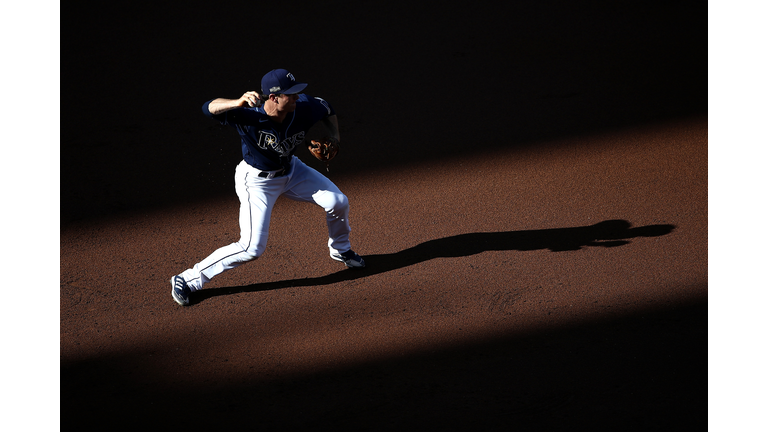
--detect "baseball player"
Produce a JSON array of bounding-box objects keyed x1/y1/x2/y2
[{"x1": 171, "y1": 68, "x2": 365, "y2": 306}]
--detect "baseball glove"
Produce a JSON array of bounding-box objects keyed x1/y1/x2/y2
[{"x1": 308, "y1": 137, "x2": 340, "y2": 171}]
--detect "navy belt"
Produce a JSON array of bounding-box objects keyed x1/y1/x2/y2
[{"x1": 257, "y1": 168, "x2": 287, "y2": 179}]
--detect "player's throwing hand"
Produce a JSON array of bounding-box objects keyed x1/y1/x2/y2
[{"x1": 239, "y1": 91, "x2": 262, "y2": 107}]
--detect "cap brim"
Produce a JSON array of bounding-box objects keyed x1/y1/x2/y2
[{"x1": 281, "y1": 83, "x2": 308, "y2": 95}]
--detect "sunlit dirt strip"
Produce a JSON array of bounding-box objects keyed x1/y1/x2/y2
[{"x1": 61, "y1": 116, "x2": 707, "y2": 389}]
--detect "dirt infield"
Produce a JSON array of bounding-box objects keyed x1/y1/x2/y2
[{"x1": 61, "y1": 1, "x2": 707, "y2": 430}]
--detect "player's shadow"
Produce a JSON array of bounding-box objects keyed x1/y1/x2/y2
[{"x1": 195, "y1": 219, "x2": 674, "y2": 303}]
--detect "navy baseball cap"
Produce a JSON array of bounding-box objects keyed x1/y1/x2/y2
[{"x1": 261, "y1": 69, "x2": 308, "y2": 95}]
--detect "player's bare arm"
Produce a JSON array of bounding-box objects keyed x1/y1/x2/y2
[{"x1": 208, "y1": 91, "x2": 262, "y2": 114}]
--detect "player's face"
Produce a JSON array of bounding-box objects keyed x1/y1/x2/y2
[{"x1": 276, "y1": 93, "x2": 300, "y2": 112}]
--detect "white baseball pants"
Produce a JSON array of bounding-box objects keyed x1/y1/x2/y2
[{"x1": 180, "y1": 157, "x2": 352, "y2": 291}]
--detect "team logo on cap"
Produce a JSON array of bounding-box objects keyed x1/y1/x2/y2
[{"x1": 286, "y1": 72, "x2": 295, "y2": 82}]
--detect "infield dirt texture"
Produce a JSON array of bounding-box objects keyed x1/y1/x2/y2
[{"x1": 61, "y1": 1, "x2": 707, "y2": 430}]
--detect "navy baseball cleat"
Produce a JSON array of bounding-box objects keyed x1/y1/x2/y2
[
  {"x1": 171, "y1": 275, "x2": 192, "y2": 306},
  {"x1": 331, "y1": 250, "x2": 366, "y2": 268}
]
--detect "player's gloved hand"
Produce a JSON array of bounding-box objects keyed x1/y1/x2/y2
[{"x1": 308, "y1": 137, "x2": 340, "y2": 171}]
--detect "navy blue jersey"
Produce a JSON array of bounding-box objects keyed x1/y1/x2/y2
[{"x1": 203, "y1": 94, "x2": 335, "y2": 171}]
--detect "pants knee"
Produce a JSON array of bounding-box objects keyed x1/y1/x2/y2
[
  {"x1": 242, "y1": 249, "x2": 261, "y2": 261},
  {"x1": 326, "y1": 193, "x2": 349, "y2": 214},
  {"x1": 238, "y1": 239, "x2": 266, "y2": 261}
]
